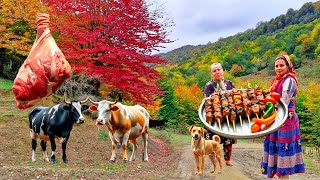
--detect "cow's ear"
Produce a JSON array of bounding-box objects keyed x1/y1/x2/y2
[
  {"x1": 110, "y1": 105, "x2": 119, "y2": 111},
  {"x1": 82, "y1": 105, "x2": 89, "y2": 111},
  {"x1": 89, "y1": 106, "x2": 97, "y2": 112}
]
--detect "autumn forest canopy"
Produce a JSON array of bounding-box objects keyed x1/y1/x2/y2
[
  {"x1": 0, "y1": 0, "x2": 320, "y2": 146},
  {"x1": 0, "y1": 0, "x2": 173, "y2": 104}
]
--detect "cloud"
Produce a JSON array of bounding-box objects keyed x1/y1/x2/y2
[{"x1": 151, "y1": 0, "x2": 318, "y2": 54}]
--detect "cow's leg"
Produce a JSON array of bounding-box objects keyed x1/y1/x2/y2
[
  {"x1": 40, "y1": 140, "x2": 49, "y2": 162},
  {"x1": 31, "y1": 139, "x2": 37, "y2": 162},
  {"x1": 109, "y1": 131, "x2": 117, "y2": 162},
  {"x1": 142, "y1": 131, "x2": 149, "y2": 162},
  {"x1": 129, "y1": 139, "x2": 137, "y2": 161},
  {"x1": 49, "y1": 135, "x2": 57, "y2": 164},
  {"x1": 121, "y1": 133, "x2": 130, "y2": 163},
  {"x1": 61, "y1": 138, "x2": 69, "y2": 163}
]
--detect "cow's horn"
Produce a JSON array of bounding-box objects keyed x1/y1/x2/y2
[
  {"x1": 88, "y1": 97, "x2": 99, "y2": 105},
  {"x1": 80, "y1": 97, "x2": 89, "y2": 104},
  {"x1": 111, "y1": 99, "x2": 118, "y2": 105},
  {"x1": 64, "y1": 92, "x2": 71, "y2": 104}
]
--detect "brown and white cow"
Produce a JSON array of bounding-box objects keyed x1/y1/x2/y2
[{"x1": 89, "y1": 98, "x2": 149, "y2": 162}]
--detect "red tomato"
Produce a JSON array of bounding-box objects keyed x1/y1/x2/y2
[
  {"x1": 264, "y1": 96, "x2": 276, "y2": 104},
  {"x1": 270, "y1": 92, "x2": 281, "y2": 101}
]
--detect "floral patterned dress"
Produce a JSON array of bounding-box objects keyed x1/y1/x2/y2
[{"x1": 261, "y1": 76, "x2": 305, "y2": 178}]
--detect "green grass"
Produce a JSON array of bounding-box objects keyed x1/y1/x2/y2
[
  {"x1": 0, "y1": 78, "x2": 13, "y2": 90},
  {"x1": 97, "y1": 129, "x2": 109, "y2": 143},
  {"x1": 304, "y1": 156, "x2": 320, "y2": 173},
  {"x1": 150, "y1": 128, "x2": 190, "y2": 147}
]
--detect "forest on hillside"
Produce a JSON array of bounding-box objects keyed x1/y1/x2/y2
[
  {"x1": 161, "y1": 2, "x2": 320, "y2": 67},
  {"x1": 157, "y1": 2, "x2": 320, "y2": 146}
]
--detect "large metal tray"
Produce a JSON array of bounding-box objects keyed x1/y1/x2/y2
[{"x1": 198, "y1": 99, "x2": 288, "y2": 139}]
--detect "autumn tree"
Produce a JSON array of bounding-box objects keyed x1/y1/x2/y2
[
  {"x1": 0, "y1": 0, "x2": 47, "y2": 54},
  {"x1": 0, "y1": 0, "x2": 50, "y2": 77},
  {"x1": 42, "y1": 0, "x2": 172, "y2": 104}
]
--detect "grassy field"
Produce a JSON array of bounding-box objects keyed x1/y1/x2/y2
[
  {"x1": 0, "y1": 78, "x2": 13, "y2": 90},
  {"x1": 0, "y1": 88, "x2": 183, "y2": 179}
]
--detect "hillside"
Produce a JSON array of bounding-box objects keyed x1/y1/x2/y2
[
  {"x1": 238, "y1": 62, "x2": 320, "y2": 88},
  {"x1": 160, "y1": 1, "x2": 320, "y2": 67}
]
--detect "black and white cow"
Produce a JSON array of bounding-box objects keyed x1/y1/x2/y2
[{"x1": 29, "y1": 96, "x2": 89, "y2": 164}]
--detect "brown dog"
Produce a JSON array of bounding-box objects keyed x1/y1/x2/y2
[{"x1": 188, "y1": 125, "x2": 222, "y2": 175}]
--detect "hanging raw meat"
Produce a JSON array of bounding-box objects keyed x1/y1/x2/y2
[{"x1": 12, "y1": 13, "x2": 71, "y2": 109}]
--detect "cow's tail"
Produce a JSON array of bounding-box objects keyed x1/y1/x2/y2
[{"x1": 129, "y1": 139, "x2": 138, "y2": 146}]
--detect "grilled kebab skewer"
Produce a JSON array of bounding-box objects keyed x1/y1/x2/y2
[
  {"x1": 220, "y1": 90, "x2": 230, "y2": 130},
  {"x1": 233, "y1": 89, "x2": 244, "y2": 127},
  {"x1": 255, "y1": 88, "x2": 266, "y2": 117},
  {"x1": 240, "y1": 89, "x2": 252, "y2": 127},
  {"x1": 227, "y1": 93, "x2": 237, "y2": 132},
  {"x1": 211, "y1": 92, "x2": 223, "y2": 130},
  {"x1": 204, "y1": 97, "x2": 213, "y2": 125}
]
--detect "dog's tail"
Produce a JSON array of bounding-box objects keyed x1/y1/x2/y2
[{"x1": 212, "y1": 135, "x2": 221, "y2": 144}]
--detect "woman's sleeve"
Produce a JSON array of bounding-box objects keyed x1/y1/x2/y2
[
  {"x1": 281, "y1": 77, "x2": 297, "y2": 106},
  {"x1": 204, "y1": 81, "x2": 215, "y2": 97},
  {"x1": 231, "y1": 81, "x2": 235, "y2": 89},
  {"x1": 204, "y1": 83, "x2": 211, "y2": 97}
]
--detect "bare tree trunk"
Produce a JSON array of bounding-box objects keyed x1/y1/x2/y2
[
  {"x1": 0, "y1": 60, "x2": 4, "y2": 78},
  {"x1": 0, "y1": 48, "x2": 5, "y2": 78}
]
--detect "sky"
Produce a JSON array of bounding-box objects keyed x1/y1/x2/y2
[{"x1": 151, "y1": 0, "x2": 319, "y2": 54}]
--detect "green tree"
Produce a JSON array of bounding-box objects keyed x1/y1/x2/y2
[{"x1": 157, "y1": 79, "x2": 181, "y2": 127}]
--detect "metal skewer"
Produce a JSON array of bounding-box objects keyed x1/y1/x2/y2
[
  {"x1": 239, "y1": 115, "x2": 243, "y2": 127},
  {"x1": 226, "y1": 116, "x2": 230, "y2": 130},
  {"x1": 247, "y1": 114, "x2": 251, "y2": 128},
  {"x1": 232, "y1": 121, "x2": 236, "y2": 132},
  {"x1": 217, "y1": 118, "x2": 222, "y2": 131}
]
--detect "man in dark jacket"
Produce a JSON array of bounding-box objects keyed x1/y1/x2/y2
[{"x1": 204, "y1": 62, "x2": 236, "y2": 166}]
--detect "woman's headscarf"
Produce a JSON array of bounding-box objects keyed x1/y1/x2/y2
[{"x1": 270, "y1": 55, "x2": 298, "y2": 92}]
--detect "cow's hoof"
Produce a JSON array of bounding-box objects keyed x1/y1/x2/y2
[
  {"x1": 63, "y1": 158, "x2": 69, "y2": 163},
  {"x1": 50, "y1": 160, "x2": 56, "y2": 164}
]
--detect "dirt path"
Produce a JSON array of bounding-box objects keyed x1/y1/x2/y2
[
  {"x1": 172, "y1": 142, "x2": 319, "y2": 180},
  {"x1": 172, "y1": 144, "x2": 251, "y2": 180}
]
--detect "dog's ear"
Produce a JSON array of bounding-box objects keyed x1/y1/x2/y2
[
  {"x1": 188, "y1": 125, "x2": 194, "y2": 132},
  {"x1": 201, "y1": 128, "x2": 207, "y2": 134}
]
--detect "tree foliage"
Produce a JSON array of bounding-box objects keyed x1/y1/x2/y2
[
  {"x1": 0, "y1": 0, "x2": 49, "y2": 55},
  {"x1": 297, "y1": 81, "x2": 320, "y2": 146},
  {"x1": 42, "y1": 0, "x2": 172, "y2": 104}
]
